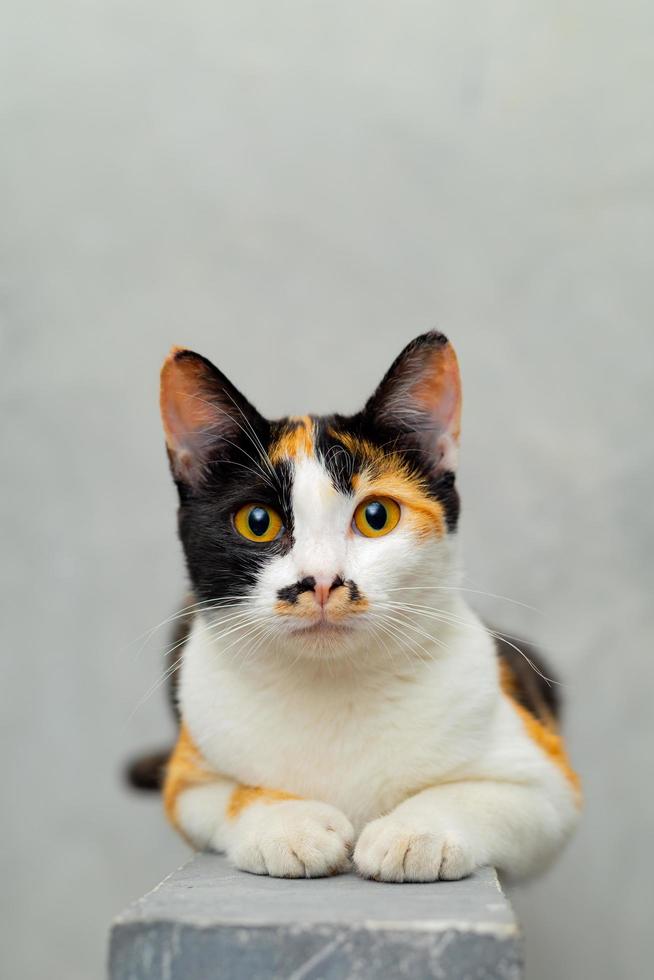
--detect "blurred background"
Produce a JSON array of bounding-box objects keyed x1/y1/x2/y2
[{"x1": 2, "y1": 2, "x2": 652, "y2": 978}]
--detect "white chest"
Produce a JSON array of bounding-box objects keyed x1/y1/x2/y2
[{"x1": 180, "y1": 625, "x2": 496, "y2": 829}]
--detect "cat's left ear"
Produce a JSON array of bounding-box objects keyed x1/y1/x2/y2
[{"x1": 364, "y1": 331, "x2": 462, "y2": 473}]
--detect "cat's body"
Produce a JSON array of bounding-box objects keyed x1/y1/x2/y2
[{"x1": 147, "y1": 332, "x2": 580, "y2": 881}]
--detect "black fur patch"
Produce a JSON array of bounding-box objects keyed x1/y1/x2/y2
[
  {"x1": 176, "y1": 425, "x2": 295, "y2": 607},
  {"x1": 313, "y1": 413, "x2": 460, "y2": 532},
  {"x1": 125, "y1": 748, "x2": 171, "y2": 792},
  {"x1": 494, "y1": 633, "x2": 561, "y2": 723},
  {"x1": 277, "y1": 577, "x2": 316, "y2": 604}
]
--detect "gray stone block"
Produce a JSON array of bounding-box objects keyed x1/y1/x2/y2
[{"x1": 109, "y1": 855, "x2": 522, "y2": 979}]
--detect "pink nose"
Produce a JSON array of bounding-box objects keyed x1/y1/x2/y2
[
  {"x1": 296, "y1": 574, "x2": 344, "y2": 609},
  {"x1": 314, "y1": 582, "x2": 331, "y2": 608}
]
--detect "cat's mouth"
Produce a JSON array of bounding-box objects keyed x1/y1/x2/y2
[{"x1": 287, "y1": 619, "x2": 356, "y2": 638}]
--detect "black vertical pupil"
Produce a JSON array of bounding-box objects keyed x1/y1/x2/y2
[
  {"x1": 365, "y1": 501, "x2": 387, "y2": 530},
  {"x1": 248, "y1": 507, "x2": 270, "y2": 536}
]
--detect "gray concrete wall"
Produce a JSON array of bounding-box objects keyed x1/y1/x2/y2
[{"x1": 1, "y1": 3, "x2": 651, "y2": 978}]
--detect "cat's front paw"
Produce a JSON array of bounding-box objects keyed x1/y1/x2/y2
[
  {"x1": 229, "y1": 800, "x2": 354, "y2": 878},
  {"x1": 353, "y1": 814, "x2": 475, "y2": 883}
]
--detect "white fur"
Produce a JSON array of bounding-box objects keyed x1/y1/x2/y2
[
  {"x1": 230, "y1": 801, "x2": 353, "y2": 878},
  {"x1": 174, "y1": 451, "x2": 580, "y2": 881}
]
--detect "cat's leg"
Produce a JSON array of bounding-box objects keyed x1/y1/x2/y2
[
  {"x1": 353, "y1": 778, "x2": 580, "y2": 882},
  {"x1": 164, "y1": 725, "x2": 354, "y2": 877}
]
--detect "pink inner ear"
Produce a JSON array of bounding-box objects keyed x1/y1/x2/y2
[
  {"x1": 409, "y1": 343, "x2": 462, "y2": 445},
  {"x1": 160, "y1": 350, "x2": 221, "y2": 455}
]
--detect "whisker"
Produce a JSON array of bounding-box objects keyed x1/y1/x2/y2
[
  {"x1": 186, "y1": 393, "x2": 277, "y2": 489},
  {"x1": 368, "y1": 617, "x2": 417, "y2": 667},
  {"x1": 222, "y1": 388, "x2": 278, "y2": 483},
  {"x1": 128, "y1": 654, "x2": 184, "y2": 719},
  {"x1": 381, "y1": 601, "x2": 530, "y2": 646},
  {"x1": 130, "y1": 595, "x2": 258, "y2": 656},
  {"x1": 374, "y1": 609, "x2": 444, "y2": 651},
  {"x1": 372, "y1": 612, "x2": 438, "y2": 665},
  {"x1": 383, "y1": 586, "x2": 541, "y2": 613},
  {"x1": 379, "y1": 601, "x2": 557, "y2": 686}
]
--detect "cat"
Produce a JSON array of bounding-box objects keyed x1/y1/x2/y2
[{"x1": 132, "y1": 331, "x2": 580, "y2": 882}]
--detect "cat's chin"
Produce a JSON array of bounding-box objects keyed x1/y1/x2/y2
[
  {"x1": 291, "y1": 621, "x2": 353, "y2": 636},
  {"x1": 284, "y1": 620, "x2": 361, "y2": 657}
]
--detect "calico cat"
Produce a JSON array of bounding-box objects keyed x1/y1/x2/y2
[{"x1": 137, "y1": 331, "x2": 580, "y2": 881}]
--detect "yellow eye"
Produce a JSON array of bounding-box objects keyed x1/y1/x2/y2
[
  {"x1": 234, "y1": 504, "x2": 283, "y2": 542},
  {"x1": 353, "y1": 497, "x2": 401, "y2": 538}
]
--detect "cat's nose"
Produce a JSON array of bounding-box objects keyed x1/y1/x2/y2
[
  {"x1": 314, "y1": 581, "x2": 331, "y2": 608},
  {"x1": 298, "y1": 575, "x2": 344, "y2": 609}
]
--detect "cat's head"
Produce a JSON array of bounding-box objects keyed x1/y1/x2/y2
[{"x1": 160, "y1": 332, "x2": 462, "y2": 660}]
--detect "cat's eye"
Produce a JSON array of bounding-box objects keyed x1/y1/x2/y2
[
  {"x1": 353, "y1": 497, "x2": 401, "y2": 538},
  {"x1": 234, "y1": 504, "x2": 284, "y2": 543}
]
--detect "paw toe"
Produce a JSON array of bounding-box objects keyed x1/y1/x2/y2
[
  {"x1": 436, "y1": 838, "x2": 475, "y2": 880},
  {"x1": 231, "y1": 801, "x2": 353, "y2": 879},
  {"x1": 354, "y1": 817, "x2": 475, "y2": 883},
  {"x1": 402, "y1": 833, "x2": 446, "y2": 882}
]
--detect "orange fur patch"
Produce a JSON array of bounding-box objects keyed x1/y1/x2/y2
[
  {"x1": 275, "y1": 593, "x2": 319, "y2": 619},
  {"x1": 275, "y1": 582, "x2": 369, "y2": 621},
  {"x1": 227, "y1": 785, "x2": 298, "y2": 820},
  {"x1": 325, "y1": 585, "x2": 369, "y2": 619},
  {"x1": 499, "y1": 661, "x2": 581, "y2": 800},
  {"x1": 164, "y1": 727, "x2": 300, "y2": 838},
  {"x1": 163, "y1": 724, "x2": 217, "y2": 835},
  {"x1": 269, "y1": 416, "x2": 314, "y2": 462},
  {"x1": 332, "y1": 432, "x2": 445, "y2": 538}
]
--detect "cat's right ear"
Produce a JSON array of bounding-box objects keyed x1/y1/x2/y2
[
  {"x1": 363, "y1": 331, "x2": 462, "y2": 474},
  {"x1": 160, "y1": 347, "x2": 267, "y2": 488}
]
